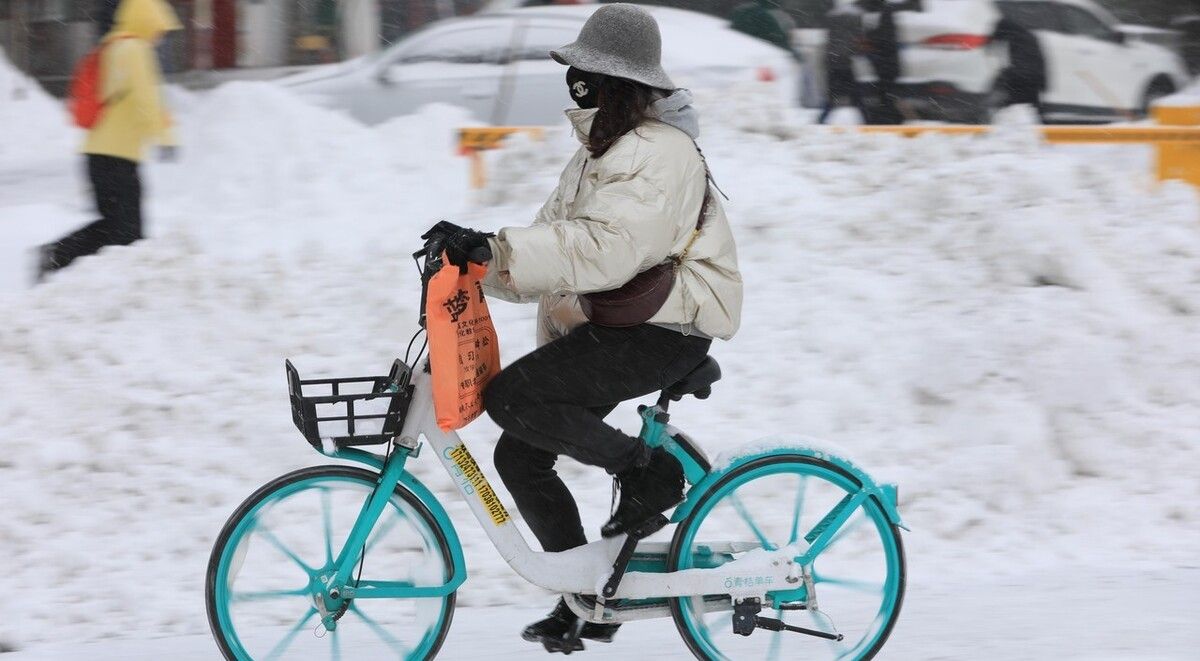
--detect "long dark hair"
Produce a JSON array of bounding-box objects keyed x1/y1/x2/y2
[{"x1": 587, "y1": 75, "x2": 656, "y2": 159}]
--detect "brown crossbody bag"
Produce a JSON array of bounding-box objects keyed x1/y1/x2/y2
[{"x1": 580, "y1": 147, "x2": 718, "y2": 328}]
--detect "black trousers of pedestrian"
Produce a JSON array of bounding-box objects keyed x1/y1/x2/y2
[
  {"x1": 49, "y1": 154, "x2": 142, "y2": 271},
  {"x1": 485, "y1": 323, "x2": 711, "y2": 553},
  {"x1": 1000, "y1": 69, "x2": 1046, "y2": 121},
  {"x1": 818, "y1": 66, "x2": 866, "y2": 124}
]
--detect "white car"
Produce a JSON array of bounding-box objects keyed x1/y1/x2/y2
[
  {"x1": 282, "y1": 5, "x2": 799, "y2": 126},
  {"x1": 854, "y1": 0, "x2": 1190, "y2": 122}
]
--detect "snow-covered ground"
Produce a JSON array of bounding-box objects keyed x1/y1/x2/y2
[
  {"x1": 8, "y1": 569, "x2": 1200, "y2": 660},
  {"x1": 2, "y1": 48, "x2": 1198, "y2": 658}
]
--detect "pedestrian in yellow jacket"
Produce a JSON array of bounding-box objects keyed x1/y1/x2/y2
[{"x1": 38, "y1": 0, "x2": 181, "y2": 280}]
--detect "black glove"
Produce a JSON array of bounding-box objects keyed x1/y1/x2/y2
[
  {"x1": 422, "y1": 221, "x2": 493, "y2": 268},
  {"x1": 421, "y1": 220, "x2": 465, "y2": 242}
]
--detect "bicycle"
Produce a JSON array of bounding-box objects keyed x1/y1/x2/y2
[{"x1": 205, "y1": 236, "x2": 908, "y2": 660}]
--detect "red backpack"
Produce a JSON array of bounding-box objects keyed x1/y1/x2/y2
[{"x1": 68, "y1": 37, "x2": 131, "y2": 129}]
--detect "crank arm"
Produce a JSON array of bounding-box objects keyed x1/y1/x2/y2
[{"x1": 755, "y1": 616, "x2": 843, "y2": 641}]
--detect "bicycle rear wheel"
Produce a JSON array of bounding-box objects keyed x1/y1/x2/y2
[
  {"x1": 668, "y1": 454, "x2": 905, "y2": 661},
  {"x1": 206, "y1": 465, "x2": 455, "y2": 660}
]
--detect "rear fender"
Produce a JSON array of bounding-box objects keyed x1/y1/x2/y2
[{"x1": 670, "y1": 443, "x2": 908, "y2": 530}]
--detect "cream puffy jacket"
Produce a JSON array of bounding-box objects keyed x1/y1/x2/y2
[{"x1": 484, "y1": 99, "x2": 743, "y2": 346}]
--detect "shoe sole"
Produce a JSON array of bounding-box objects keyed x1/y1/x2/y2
[{"x1": 601, "y1": 504, "x2": 679, "y2": 539}]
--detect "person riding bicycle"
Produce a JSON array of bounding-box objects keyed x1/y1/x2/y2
[{"x1": 424, "y1": 3, "x2": 742, "y2": 649}]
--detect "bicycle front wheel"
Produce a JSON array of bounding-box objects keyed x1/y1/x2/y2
[
  {"x1": 669, "y1": 454, "x2": 905, "y2": 661},
  {"x1": 206, "y1": 465, "x2": 456, "y2": 660}
]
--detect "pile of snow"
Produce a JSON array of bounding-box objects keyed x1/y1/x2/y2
[
  {"x1": 149, "y1": 82, "x2": 473, "y2": 256},
  {"x1": 1156, "y1": 78, "x2": 1200, "y2": 107},
  {"x1": 0, "y1": 47, "x2": 77, "y2": 169},
  {"x1": 1, "y1": 78, "x2": 1199, "y2": 650}
]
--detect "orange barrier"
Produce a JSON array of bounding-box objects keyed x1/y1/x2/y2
[
  {"x1": 457, "y1": 127, "x2": 545, "y2": 189},
  {"x1": 460, "y1": 109, "x2": 1200, "y2": 190},
  {"x1": 857, "y1": 112, "x2": 1200, "y2": 189},
  {"x1": 1152, "y1": 106, "x2": 1200, "y2": 187}
]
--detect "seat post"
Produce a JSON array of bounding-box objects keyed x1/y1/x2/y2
[{"x1": 656, "y1": 393, "x2": 671, "y2": 412}]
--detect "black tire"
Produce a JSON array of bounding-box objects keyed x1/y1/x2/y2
[
  {"x1": 1141, "y1": 77, "x2": 1177, "y2": 118},
  {"x1": 967, "y1": 75, "x2": 1016, "y2": 125},
  {"x1": 666, "y1": 455, "x2": 906, "y2": 661},
  {"x1": 964, "y1": 95, "x2": 1000, "y2": 125},
  {"x1": 205, "y1": 465, "x2": 457, "y2": 660}
]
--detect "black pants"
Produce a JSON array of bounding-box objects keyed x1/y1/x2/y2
[
  {"x1": 1000, "y1": 69, "x2": 1045, "y2": 120},
  {"x1": 485, "y1": 323, "x2": 711, "y2": 552},
  {"x1": 818, "y1": 67, "x2": 865, "y2": 124},
  {"x1": 48, "y1": 154, "x2": 142, "y2": 271}
]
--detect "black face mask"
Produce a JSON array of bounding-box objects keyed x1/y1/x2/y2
[{"x1": 566, "y1": 66, "x2": 601, "y2": 109}]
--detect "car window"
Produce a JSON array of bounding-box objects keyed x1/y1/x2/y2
[
  {"x1": 1059, "y1": 5, "x2": 1116, "y2": 41},
  {"x1": 510, "y1": 22, "x2": 582, "y2": 62},
  {"x1": 997, "y1": 2, "x2": 1064, "y2": 34},
  {"x1": 395, "y1": 24, "x2": 514, "y2": 65}
]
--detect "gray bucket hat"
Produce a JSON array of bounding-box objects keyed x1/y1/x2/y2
[{"x1": 550, "y1": 3, "x2": 675, "y2": 91}]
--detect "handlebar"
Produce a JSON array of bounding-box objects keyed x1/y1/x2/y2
[{"x1": 413, "y1": 229, "x2": 491, "y2": 329}]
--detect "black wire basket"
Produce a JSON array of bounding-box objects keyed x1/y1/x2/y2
[{"x1": 286, "y1": 359, "x2": 415, "y2": 451}]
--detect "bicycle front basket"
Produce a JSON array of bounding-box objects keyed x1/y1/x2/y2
[{"x1": 286, "y1": 359, "x2": 414, "y2": 451}]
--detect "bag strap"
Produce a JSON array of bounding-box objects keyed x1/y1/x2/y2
[
  {"x1": 100, "y1": 36, "x2": 136, "y2": 107},
  {"x1": 672, "y1": 141, "x2": 726, "y2": 267}
]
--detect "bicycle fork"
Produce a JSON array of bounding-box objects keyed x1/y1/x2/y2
[{"x1": 312, "y1": 446, "x2": 415, "y2": 632}]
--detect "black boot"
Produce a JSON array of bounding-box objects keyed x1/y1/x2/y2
[
  {"x1": 601, "y1": 447, "x2": 685, "y2": 539},
  {"x1": 521, "y1": 598, "x2": 621, "y2": 653}
]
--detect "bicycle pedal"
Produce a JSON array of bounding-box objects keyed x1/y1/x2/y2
[
  {"x1": 542, "y1": 619, "x2": 586, "y2": 655},
  {"x1": 541, "y1": 637, "x2": 585, "y2": 655}
]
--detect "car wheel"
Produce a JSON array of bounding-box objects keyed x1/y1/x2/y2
[
  {"x1": 1140, "y1": 78, "x2": 1177, "y2": 119},
  {"x1": 964, "y1": 85, "x2": 1007, "y2": 125}
]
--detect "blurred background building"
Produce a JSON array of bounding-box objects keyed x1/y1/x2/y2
[
  {"x1": 2, "y1": 0, "x2": 1197, "y2": 96},
  {"x1": 0, "y1": 0, "x2": 491, "y2": 94}
]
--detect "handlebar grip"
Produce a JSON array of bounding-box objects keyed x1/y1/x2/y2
[{"x1": 468, "y1": 245, "x2": 492, "y2": 264}]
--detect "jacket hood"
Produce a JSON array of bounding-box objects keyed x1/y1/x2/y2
[
  {"x1": 109, "y1": 0, "x2": 181, "y2": 41},
  {"x1": 648, "y1": 88, "x2": 700, "y2": 139},
  {"x1": 565, "y1": 88, "x2": 700, "y2": 143}
]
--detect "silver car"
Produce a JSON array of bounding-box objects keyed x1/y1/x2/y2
[{"x1": 282, "y1": 4, "x2": 799, "y2": 126}]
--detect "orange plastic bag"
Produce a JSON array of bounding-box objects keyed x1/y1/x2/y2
[{"x1": 425, "y1": 257, "x2": 501, "y2": 431}]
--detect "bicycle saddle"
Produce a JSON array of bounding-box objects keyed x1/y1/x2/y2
[{"x1": 663, "y1": 356, "x2": 721, "y2": 401}]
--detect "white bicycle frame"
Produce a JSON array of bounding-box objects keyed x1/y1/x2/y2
[{"x1": 389, "y1": 362, "x2": 803, "y2": 602}]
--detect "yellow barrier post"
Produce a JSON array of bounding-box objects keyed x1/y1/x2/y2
[
  {"x1": 855, "y1": 122, "x2": 1200, "y2": 189},
  {"x1": 1153, "y1": 103, "x2": 1200, "y2": 188},
  {"x1": 457, "y1": 127, "x2": 546, "y2": 189}
]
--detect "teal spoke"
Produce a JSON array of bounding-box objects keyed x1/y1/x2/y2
[
  {"x1": 705, "y1": 612, "x2": 732, "y2": 634},
  {"x1": 331, "y1": 625, "x2": 341, "y2": 661},
  {"x1": 263, "y1": 606, "x2": 317, "y2": 661},
  {"x1": 787, "y1": 475, "x2": 809, "y2": 545},
  {"x1": 321, "y1": 488, "x2": 334, "y2": 567},
  {"x1": 255, "y1": 519, "x2": 315, "y2": 575},
  {"x1": 350, "y1": 603, "x2": 414, "y2": 657},
  {"x1": 813, "y1": 572, "x2": 884, "y2": 595},
  {"x1": 363, "y1": 509, "x2": 404, "y2": 556},
  {"x1": 698, "y1": 606, "x2": 730, "y2": 650},
  {"x1": 726, "y1": 494, "x2": 776, "y2": 551},
  {"x1": 766, "y1": 607, "x2": 784, "y2": 661},
  {"x1": 231, "y1": 587, "x2": 310, "y2": 603},
  {"x1": 809, "y1": 609, "x2": 852, "y2": 659}
]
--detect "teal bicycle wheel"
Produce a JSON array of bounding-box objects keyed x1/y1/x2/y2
[
  {"x1": 668, "y1": 454, "x2": 905, "y2": 661},
  {"x1": 206, "y1": 466, "x2": 455, "y2": 660}
]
